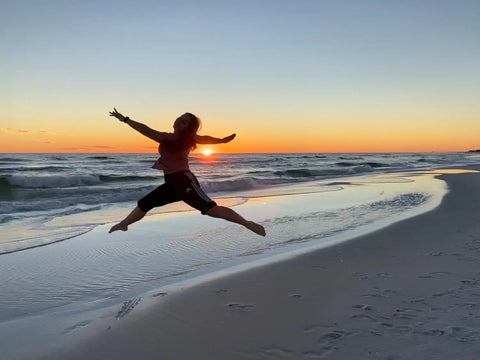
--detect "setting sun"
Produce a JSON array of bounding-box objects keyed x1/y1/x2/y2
[{"x1": 202, "y1": 149, "x2": 213, "y2": 156}]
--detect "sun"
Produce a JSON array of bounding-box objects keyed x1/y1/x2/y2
[{"x1": 202, "y1": 149, "x2": 213, "y2": 156}]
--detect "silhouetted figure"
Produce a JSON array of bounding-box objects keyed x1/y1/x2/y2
[{"x1": 108, "y1": 108, "x2": 265, "y2": 237}]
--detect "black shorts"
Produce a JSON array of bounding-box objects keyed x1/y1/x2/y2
[{"x1": 137, "y1": 171, "x2": 217, "y2": 215}]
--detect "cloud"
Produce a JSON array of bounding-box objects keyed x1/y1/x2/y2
[
  {"x1": 56, "y1": 147, "x2": 91, "y2": 151},
  {"x1": 0, "y1": 128, "x2": 60, "y2": 135},
  {"x1": 91, "y1": 145, "x2": 115, "y2": 149},
  {"x1": 0, "y1": 128, "x2": 31, "y2": 133}
]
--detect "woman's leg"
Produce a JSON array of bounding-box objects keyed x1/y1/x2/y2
[
  {"x1": 181, "y1": 172, "x2": 265, "y2": 236},
  {"x1": 109, "y1": 206, "x2": 146, "y2": 233},
  {"x1": 109, "y1": 181, "x2": 178, "y2": 234},
  {"x1": 206, "y1": 205, "x2": 266, "y2": 236}
]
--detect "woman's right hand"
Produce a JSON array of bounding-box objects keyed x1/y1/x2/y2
[{"x1": 109, "y1": 108, "x2": 126, "y2": 122}]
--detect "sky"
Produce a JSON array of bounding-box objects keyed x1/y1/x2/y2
[{"x1": 1, "y1": 0, "x2": 479, "y2": 153}]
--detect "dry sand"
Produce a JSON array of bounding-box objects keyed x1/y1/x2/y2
[{"x1": 49, "y1": 167, "x2": 480, "y2": 360}]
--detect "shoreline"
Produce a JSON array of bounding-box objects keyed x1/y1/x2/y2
[{"x1": 43, "y1": 165, "x2": 480, "y2": 360}]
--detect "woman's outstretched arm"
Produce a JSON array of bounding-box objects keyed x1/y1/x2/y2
[
  {"x1": 109, "y1": 108, "x2": 176, "y2": 143},
  {"x1": 195, "y1": 133, "x2": 236, "y2": 144}
]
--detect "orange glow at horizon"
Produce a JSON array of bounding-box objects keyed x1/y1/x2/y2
[
  {"x1": 1, "y1": 132, "x2": 478, "y2": 154},
  {"x1": 1, "y1": 112, "x2": 479, "y2": 153}
]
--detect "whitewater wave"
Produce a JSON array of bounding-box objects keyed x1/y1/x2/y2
[
  {"x1": 202, "y1": 177, "x2": 270, "y2": 193},
  {"x1": 335, "y1": 161, "x2": 390, "y2": 168},
  {"x1": 273, "y1": 164, "x2": 382, "y2": 178},
  {"x1": 0, "y1": 173, "x2": 160, "y2": 189},
  {"x1": 6, "y1": 174, "x2": 102, "y2": 188}
]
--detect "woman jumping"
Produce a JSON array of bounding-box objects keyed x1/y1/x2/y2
[{"x1": 108, "y1": 108, "x2": 266, "y2": 237}]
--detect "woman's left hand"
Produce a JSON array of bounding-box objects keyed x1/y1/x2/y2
[
  {"x1": 222, "y1": 133, "x2": 236, "y2": 143},
  {"x1": 109, "y1": 108, "x2": 126, "y2": 122}
]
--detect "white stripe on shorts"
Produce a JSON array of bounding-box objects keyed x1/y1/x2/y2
[{"x1": 186, "y1": 172, "x2": 212, "y2": 203}]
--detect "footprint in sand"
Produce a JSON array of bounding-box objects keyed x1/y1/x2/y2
[
  {"x1": 408, "y1": 297, "x2": 426, "y2": 304},
  {"x1": 63, "y1": 320, "x2": 90, "y2": 334},
  {"x1": 380, "y1": 322, "x2": 394, "y2": 328},
  {"x1": 352, "y1": 272, "x2": 370, "y2": 281},
  {"x1": 453, "y1": 302, "x2": 477, "y2": 309},
  {"x1": 227, "y1": 302, "x2": 255, "y2": 310},
  {"x1": 318, "y1": 331, "x2": 345, "y2": 341},
  {"x1": 395, "y1": 325, "x2": 413, "y2": 333},
  {"x1": 116, "y1": 296, "x2": 141, "y2": 319},
  {"x1": 361, "y1": 287, "x2": 396, "y2": 298},
  {"x1": 303, "y1": 346, "x2": 337, "y2": 359},
  {"x1": 431, "y1": 289, "x2": 454, "y2": 297},
  {"x1": 446, "y1": 327, "x2": 480, "y2": 343},
  {"x1": 352, "y1": 304, "x2": 373, "y2": 311},
  {"x1": 311, "y1": 329, "x2": 358, "y2": 358},
  {"x1": 416, "y1": 329, "x2": 445, "y2": 337},
  {"x1": 350, "y1": 314, "x2": 377, "y2": 322},
  {"x1": 460, "y1": 279, "x2": 480, "y2": 286},
  {"x1": 303, "y1": 324, "x2": 332, "y2": 333},
  {"x1": 362, "y1": 293, "x2": 387, "y2": 298},
  {"x1": 391, "y1": 311, "x2": 418, "y2": 320},
  {"x1": 418, "y1": 271, "x2": 451, "y2": 279},
  {"x1": 428, "y1": 251, "x2": 445, "y2": 257},
  {"x1": 260, "y1": 345, "x2": 294, "y2": 357},
  {"x1": 376, "y1": 272, "x2": 393, "y2": 278}
]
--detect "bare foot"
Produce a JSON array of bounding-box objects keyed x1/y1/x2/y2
[
  {"x1": 109, "y1": 222, "x2": 128, "y2": 233},
  {"x1": 247, "y1": 221, "x2": 266, "y2": 236}
]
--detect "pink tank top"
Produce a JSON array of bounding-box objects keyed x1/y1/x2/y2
[{"x1": 152, "y1": 143, "x2": 190, "y2": 173}]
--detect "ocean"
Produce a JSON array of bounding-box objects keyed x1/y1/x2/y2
[
  {"x1": 1, "y1": 152, "x2": 480, "y2": 351},
  {"x1": 0, "y1": 153, "x2": 478, "y2": 254},
  {"x1": 2, "y1": 152, "x2": 479, "y2": 255}
]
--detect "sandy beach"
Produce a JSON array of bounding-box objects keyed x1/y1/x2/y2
[
  {"x1": 3, "y1": 0, "x2": 479, "y2": 357},
  {"x1": 34, "y1": 166, "x2": 480, "y2": 360}
]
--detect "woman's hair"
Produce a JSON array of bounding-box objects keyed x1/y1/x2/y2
[{"x1": 163, "y1": 113, "x2": 201, "y2": 152}]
